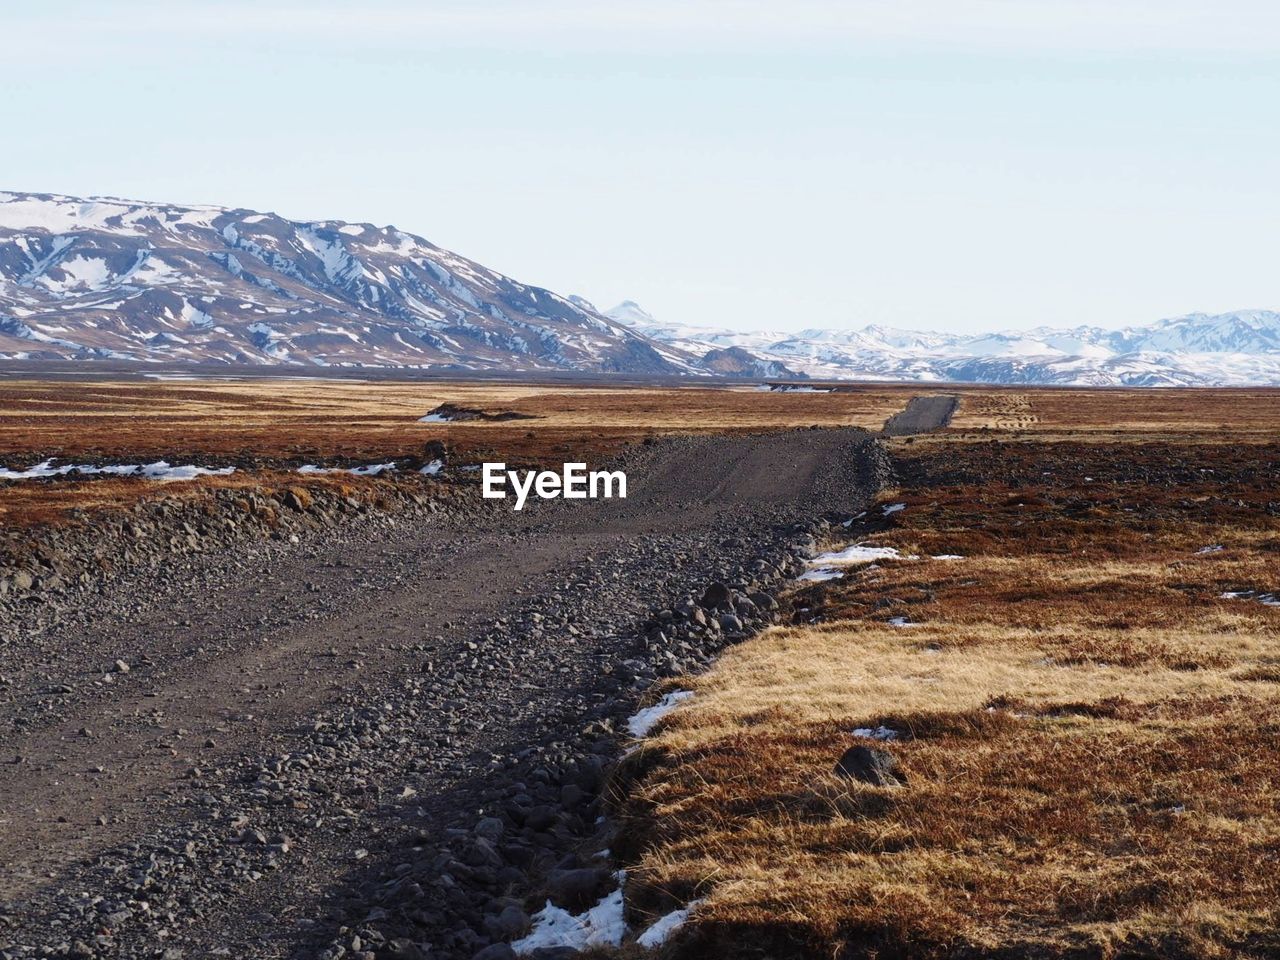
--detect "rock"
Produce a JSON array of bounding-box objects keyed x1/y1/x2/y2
[
  {"x1": 544, "y1": 867, "x2": 613, "y2": 910},
  {"x1": 834, "y1": 746, "x2": 905, "y2": 787},
  {"x1": 282, "y1": 487, "x2": 313, "y2": 512},
  {"x1": 384, "y1": 939, "x2": 430, "y2": 960},
  {"x1": 700, "y1": 581, "x2": 732, "y2": 609},
  {"x1": 472, "y1": 945, "x2": 516, "y2": 960},
  {"x1": 524, "y1": 805, "x2": 558, "y2": 831},
  {"x1": 474, "y1": 817, "x2": 504, "y2": 841},
  {"x1": 464, "y1": 837, "x2": 503, "y2": 869},
  {"x1": 113, "y1": 659, "x2": 131, "y2": 674},
  {"x1": 483, "y1": 902, "x2": 530, "y2": 940},
  {"x1": 12, "y1": 569, "x2": 34, "y2": 592},
  {"x1": 718, "y1": 614, "x2": 743, "y2": 633}
]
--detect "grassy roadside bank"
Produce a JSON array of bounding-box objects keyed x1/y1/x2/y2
[{"x1": 615, "y1": 438, "x2": 1280, "y2": 959}]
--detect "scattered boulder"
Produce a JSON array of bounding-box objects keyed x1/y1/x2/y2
[
  {"x1": 700, "y1": 581, "x2": 732, "y2": 609},
  {"x1": 544, "y1": 867, "x2": 614, "y2": 911},
  {"x1": 282, "y1": 487, "x2": 313, "y2": 512},
  {"x1": 834, "y1": 746, "x2": 906, "y2": 787}
]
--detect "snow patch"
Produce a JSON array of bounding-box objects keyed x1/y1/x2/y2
[
  {"x1": 1221, "y1": 589, "x2": 1280, "y2": 608},
  {"x1": 627, "y1": 690, "x2": 694, "y2": 738},
  {"x1": 636, "y1": 900, "x2": 704, "y2": 949},
  {"x1": 811, "y1": 544, "x2": 917, "y2": 565},
  {"x1": 512, "y1": 875, "x2": 627, "y2": 954},
  {"x1": 0, "y1": 459, "x2": 234, "y2": 481},
  {"x1": 297, "y1": 462, "x2": 398, "y2": 477},
  {"x1": 882, "y1": 503, "x2": 906, "y2": 515},
  {"x1": 797, "y1": 567, "x2": 844, "y2": 582},
  {"x1": 852, "y1": 726, "x2": 900, "y2": 740}
]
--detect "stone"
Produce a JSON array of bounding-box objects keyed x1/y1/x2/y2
[
  {"x1": 749, "y1": 590, "x2": 778, "y2": 611},
  {"x1": 545, "y1": 867, "x2": 613, "y2": 910},
  {"x1": 834, "y1": 746, "x2": 905, "y2": 787},
  {"x1": 483, "y1": 903, "x2": 530, "y2": 940},
  {"x1": 283, "y1": 487, "x2": 313, "y2": 512},
  {"x1": 700, "y1": 581, "x2": 732, "y2": 609}
]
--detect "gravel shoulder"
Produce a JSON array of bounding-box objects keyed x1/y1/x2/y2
[{"x1": 0, "y1": 428, "x2": 885, "y2": 958}]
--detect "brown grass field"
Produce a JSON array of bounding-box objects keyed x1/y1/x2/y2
[
  {"x1": 0, "y1": 377, "x2": 911, "y2": 529},
  {"x1": 617, "y1": 435, "x2": 1280, "y2": 959},
  {"x1": 3, "y1": 377, "x2": 1280, "y2": 531}
]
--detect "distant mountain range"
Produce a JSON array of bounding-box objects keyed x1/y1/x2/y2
[
  {"x1": 3, "y1": 191, "x2": 1277, "y2": 386},
  {"x1": 605, "y1": 301, "x2": 1280, "y2": 386},
  {"x1": 0, "y1": 191, "x2": 704, "y2": 374}
]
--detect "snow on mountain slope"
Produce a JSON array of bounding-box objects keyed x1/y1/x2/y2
[
  {"x1": 0, "y1": 192, "x2": 700, "y2": 373},
  {"x1": 605, "y1": 302, "x2": 1280, "y2": 386}
]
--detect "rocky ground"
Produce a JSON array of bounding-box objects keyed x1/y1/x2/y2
[{"x1": 0, "y1": 427, "x2": 888, "y2": 959}]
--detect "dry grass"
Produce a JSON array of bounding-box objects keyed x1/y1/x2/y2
[
  {"x1": 617, "y1": 440, "x2": 1280, "y2": 959},
  {"x1": 0, "y1": 377, "x2": 908, "y2": 528},
  {"x1": 6, "y1": 377, "x2": 1280, "y2": 531},
  {"x1": 945, "y1": 387, "x2": 1280, "y2": 441},
  {"x1": 0, "y1": 378, "x2": 912, "y2": 464},
  {"x1": 7, "y1": 380, "x2": 1280, "y2": 468}
]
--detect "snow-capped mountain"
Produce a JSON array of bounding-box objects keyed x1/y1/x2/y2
[
  {"x1": 606, "y1": 303, "x2": 1280, "y2": 387},
  {"x1": 0, "y1": 191, "x2": 702, "y2": 373},
  {"x1": 4, "y1": 190, "x2": 1275, "y2": 386}
]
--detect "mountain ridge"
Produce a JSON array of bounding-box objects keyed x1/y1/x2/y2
[
  {"x1": 4, "y1": 190, "x2": 1277, "y2": 385},
  {"x1": 606, "y1": 302, "x2": 1280, "y2": 386},
  {"x1": 0, "y1": 191, "x2": 700, "y2": 374}
]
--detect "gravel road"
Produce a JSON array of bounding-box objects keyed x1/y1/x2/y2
[
  {"x1": 0, "y1": 428, "x2": 885, "y2": 959},
  {"x1": 881, "y1": 394, "x2": 959, "y2": 435}
]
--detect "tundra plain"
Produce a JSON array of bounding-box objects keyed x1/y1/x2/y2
[{"x1": 0, "y1": 376, "x2": 1277, "y2": 959}]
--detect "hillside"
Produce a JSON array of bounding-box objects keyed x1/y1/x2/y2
[{"x1": 0, "y1": 192, "x2": 698, "y2": 374}]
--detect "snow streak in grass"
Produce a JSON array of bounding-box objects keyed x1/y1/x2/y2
[
  {"x1": 0, "y1": 459, "x2": 234, "y2": 481},
  {"x1": 1222, "y1": 590, "x2": 1280, "y2": 608},
  {"x1": 852, "y1": 726, "x2": 900, "y2": 741},
  {"x1": 636, "y1": 900, "x2": 705, "y2": 949},
  {"x1": 798, "y1": 567, "x2": 844, "y2": 582},
  {"x1": 627, "y1": 690, "x2": 694, "y2": 738},
  {"x1": 811, "y1": 544, "x2": 917, "y2": 565},
  {"x1": 297, "y1": 462, "x2": 398, "y2": 476},
  {"x1": 512, "y1": 876, "x2": 628, "y2": 954}
]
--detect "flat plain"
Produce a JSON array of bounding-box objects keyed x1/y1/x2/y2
[
  {"x1": 620, "y1": 390, "x2": 1280, "y2": 960},
  {"x1": 2, "y1": 375, "x2": 1278, "y2": 959}
]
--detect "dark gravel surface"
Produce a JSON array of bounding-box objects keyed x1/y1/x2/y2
[
  {"x1": 882, "y1": 394, "x2": 959, "y2": 435},
  {"x1": 0, "y1": 428, "x2": 887, "y2": 959}
]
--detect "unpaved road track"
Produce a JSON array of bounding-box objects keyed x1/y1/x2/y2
[
  {"x1": 882, "y1": 393, "x2": 958, "y2": 435},
  {"x1": 0, "y1": 428, "x2": 882, "y2": 958}
]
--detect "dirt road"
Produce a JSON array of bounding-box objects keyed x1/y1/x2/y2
[
  {"x1": 0, "y1": 428, "x2": 884, "y2": 958},
  {"x1": 882, "y1": 393, "x2": 959, "y2": 435}
]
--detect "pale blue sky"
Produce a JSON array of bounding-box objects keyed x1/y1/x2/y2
[{"x1": 3, "y1": 1, "x2": 1279, "y2": 334}]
